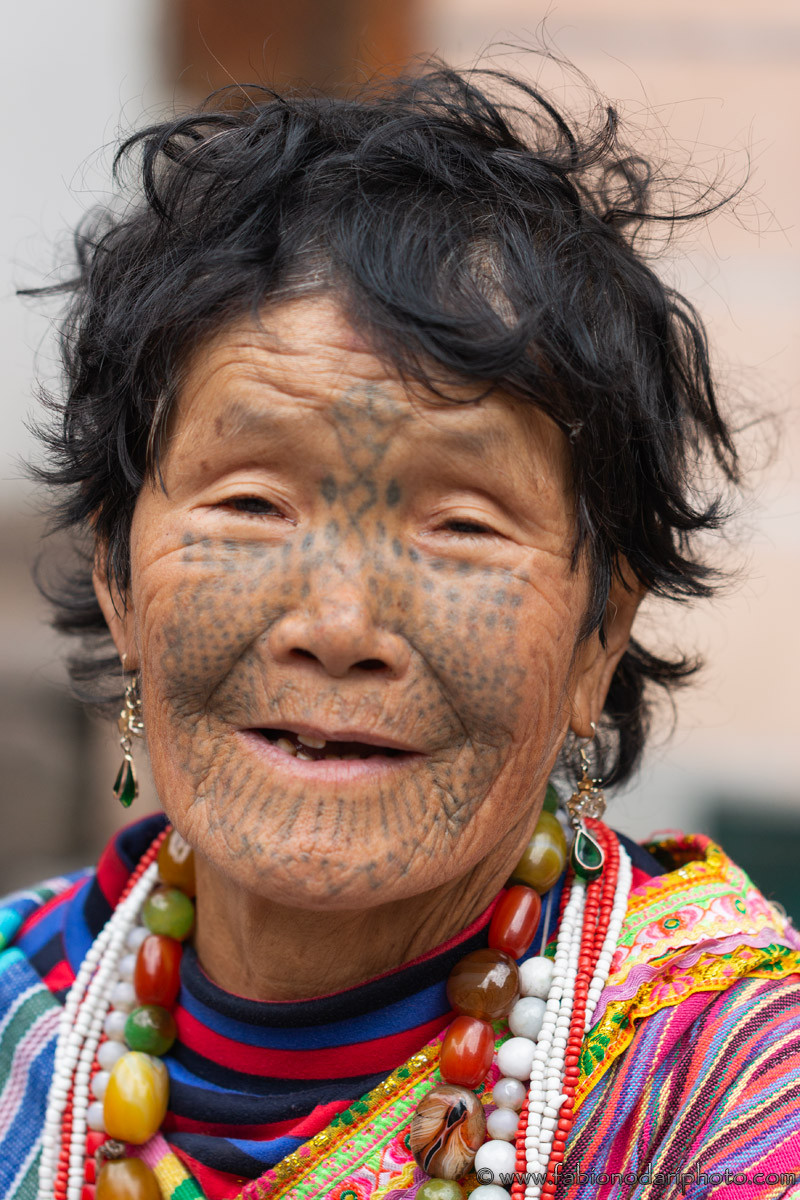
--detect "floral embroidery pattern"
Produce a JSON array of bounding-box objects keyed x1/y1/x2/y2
[{"x1": 237, "y1": 836, "x2": 800, "y2": 1200}]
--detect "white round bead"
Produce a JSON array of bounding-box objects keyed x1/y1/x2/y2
[
  {"x1": 103, "y1": 1010, "x2": 128, "y2": 1042},
  {"x1": 508, "y1": 996, "x2": 546, "y2": 1041},
  {"x1": 491, "y1": 1076, "x2": 527, "y2": 1110},
  {"x1": 90, "y1": 1071, "x2": 110, "y2": 1100},
  {"x1": 97, "y1": 1039, "x2": 126, "y2": 1070},
  {"x1": 470, "y1": 1187, "x2": 513, "y2": 1200},
  {"x1": 109, "y1": 981, "x2": 136, "y2": 1012},
  {"x1": 519, "y1": 955, "x2": 554, "y2": 999},
  {"x1": 474, "y1": 1138, "x2": 516, "y2": 1178},
  {"x1": 86, "y1": 1101, "x2": 106, "y2": 1132},
  {"x1": 486, "y1": 1106, "x2": 519, "y2": 1141},
  {"x1": 495, "y1": 1036, "x2": 536, "y2": 1080},
  {"x1": 118, "y1": 954, "x2": 137, "y2": 982},
  {"x1": 126, "y1": 925, "x2": 149, "y2": 953}
]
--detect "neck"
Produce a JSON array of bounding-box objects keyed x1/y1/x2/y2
[{"x1": 192, "y1": 813, "x2": 539, "y2": 1002}]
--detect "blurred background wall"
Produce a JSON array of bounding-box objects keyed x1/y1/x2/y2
[{"x1": 1, "y1": 0, "x2": 798, "y2": 912}]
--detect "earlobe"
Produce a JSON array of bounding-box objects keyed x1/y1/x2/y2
[
  {"x1": 568, "y1": 569, "x2": 644, "y2": 738},
  {"x1": 92, "y1": 549, "x2": 138, "y2": 670}
]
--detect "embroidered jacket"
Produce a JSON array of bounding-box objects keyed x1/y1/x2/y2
[{"x1": 1, "y1": 818, "x2": 799, "y2": 1200}]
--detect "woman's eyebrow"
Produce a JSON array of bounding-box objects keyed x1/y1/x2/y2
[{"x1": 207, "y1": 400, "x2": 299, "y2": 443}]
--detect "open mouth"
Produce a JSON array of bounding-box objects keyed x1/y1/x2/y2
[{"x1": 255, "y1": 728, "x2": 409, "y2": 762}]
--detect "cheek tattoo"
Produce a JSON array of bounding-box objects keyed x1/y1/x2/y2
[{"x1": 143, "y1": 383, "x2": 556, "y2": 897}]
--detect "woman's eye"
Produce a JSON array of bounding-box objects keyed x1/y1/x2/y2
[
  {"x1": 224, "y1": 496, "x2": 283, "y2": 517},
  {"x1": 440, "y1": 518, "x2": 495, "y2": 536}
]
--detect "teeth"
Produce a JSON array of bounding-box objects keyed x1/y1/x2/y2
[
  {"x1": 295, "y1": 749, "x2": 315, "y2": 760},
  {"x1": 298, "y1": 734, "x2": 326, "y2": 749},
  {"x1": 276, "y1": 738, "x2": 298, "y2": 756}
]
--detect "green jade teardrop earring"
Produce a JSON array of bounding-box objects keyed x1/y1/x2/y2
[
  {"x1": 114, "y1": 674, "x2": 144, "y2": 808},
  {"x1": 566, "y1": 725, "x2": 607, "y2": 880}
]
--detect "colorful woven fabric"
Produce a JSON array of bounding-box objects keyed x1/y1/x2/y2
[
  {"x1": 229, "y1": 834, "x2": 800, "y2": 1200},
  {"x1": 1, "y1": 822, "x2": 799, "y2": 1200}
]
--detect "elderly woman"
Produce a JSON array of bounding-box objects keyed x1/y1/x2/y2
[{"x1": 2, "y1": 66, "x2": 799, "y2": 1200}]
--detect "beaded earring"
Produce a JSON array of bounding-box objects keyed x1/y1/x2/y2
[
  {"x1": 114, "y1": 674, "x2": 144, "y2": 808},
  {"x1": 566, "y1": 724, "x2": 607, "y2": 880}
]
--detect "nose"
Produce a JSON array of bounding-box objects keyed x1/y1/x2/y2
[{"x1": 268, "y1": 583, "x2": 411, "y2": 680}]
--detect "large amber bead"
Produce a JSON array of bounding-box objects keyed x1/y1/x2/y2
[
  {"x1": 409, "y1": 1083, "x2": 486, "y2": 1179},
  {"x1": 103, "y1": 1051, "x2": 169, "y2": 1144},
  {"x1": 134, "y1": 934, "x2": 182, "y2": 1009},
  {"x1": 446, "y1": 949, "x2": 520, "y2": 1020},
  {"x1": 511, "y1": 811, "x2": 567, "y2": 893},
  {"x1": 488, "y1": 885, "x2": 542, "y2": 959},
  {"x1": 96, "y1": 1157, "x2": 161, "y2": 1200},
  {"x1": 157, "y1": 829, "x2": 196, "y2": 897},
  {"x1": 439, "y1": 1015, "x2": 495, "y2": 1088},
  {"x1": 142, "y1": 887, "x2": 194, "y2": 941}
]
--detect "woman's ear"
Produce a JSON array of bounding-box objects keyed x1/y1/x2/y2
[
  {"x1": 92, "y1": 546, "x2": 139, "y2": 671},
  {"x1": 568, "y1": 566, "x2": 644, "y2": 738}
]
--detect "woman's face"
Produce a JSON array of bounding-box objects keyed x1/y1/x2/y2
[{"x1": 97, "y1": 297, "x2": 634, "y2": 909}]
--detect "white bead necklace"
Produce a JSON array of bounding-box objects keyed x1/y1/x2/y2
[
  {"x1": 39, "y1": 843, "x2": 631, "y2": 1200},
  {"x1": 470, "y1": 843, "x2": 631, "y2": 1200},
  {"x1": 37, "y1": 862, "x2": 159, "y2": 1200}
]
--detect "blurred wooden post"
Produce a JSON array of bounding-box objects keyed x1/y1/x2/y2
[{"x1": 171, "y1": 0, "x2": 420, "y2": 100}]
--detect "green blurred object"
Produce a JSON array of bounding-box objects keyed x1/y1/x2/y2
[{"x1": 708, "y1": 804, "x2": 800, "y2": 925}]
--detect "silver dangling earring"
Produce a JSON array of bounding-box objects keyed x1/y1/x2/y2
[
  {"x1": 114, "y1": 671, "x2": 144, "y2": 808},
  {"x1": 566, "y1": 721, "x2": 606, "y2": 880}
]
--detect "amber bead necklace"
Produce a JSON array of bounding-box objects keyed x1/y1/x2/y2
[
  {"x1": 410, "y1": 785, "x2": 631, "y2": 1200},
  {"x1": 40, "y1": 774, "x2": 628, "y2": 1200},
  {"x1": 38, "y1": 826, "x2": 197, "y2": 1200}
]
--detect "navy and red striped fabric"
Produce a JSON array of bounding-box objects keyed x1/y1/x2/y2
[{"x1": 12, "y1": 813, "x2": 662, "y2": 1197}]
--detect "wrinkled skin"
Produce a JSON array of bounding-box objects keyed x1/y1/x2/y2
[{"x1": 95, "y1": 297, "x2": 639, "y2": 998}]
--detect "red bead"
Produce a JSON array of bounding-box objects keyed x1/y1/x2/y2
[
  {"x1": 84, "y1": 1158, "x2": 96, "y2": 1184},
  {"x1": 134, "y1": 934, "x2": 182, "y2": 1008},
  {"x1": 86, "y1": 1133, "x2": 107, "y2": 1156},
  {"x1": 488, "y1": 886, "x2": 542, "y2": 959},
  {"x1": 439, "y1": 1015, "x2": 495, "y2": 1088},
  {"x1": 81, "y1": 1187, "x2": 95, "y2": 1200}
]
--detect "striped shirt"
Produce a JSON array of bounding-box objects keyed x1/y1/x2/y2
[{"x1": 1, "y1": 812, "x2": 663, "y2": 1199}]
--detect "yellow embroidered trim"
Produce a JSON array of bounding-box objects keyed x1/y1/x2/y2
[
  {"x1": 611, "y1": 838, "x2": 795, "y2": 986},
  {"x1": 240, "y1": 1044, "x2": 440, "y2": 1200}
]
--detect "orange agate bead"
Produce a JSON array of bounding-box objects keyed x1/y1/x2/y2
[
  {"x1": 96, "y1": 1158, "x2": 161, "y2": 1200},
  {"x1": 440, "y1": 1015, "x2": 495, "y2": 1088},
  {"x1": 446, "y1": 948, "x2": 520, "y2": 1020},
  {"x1": 410, "y1": 1084, "x2": 486, "y2": 1179},
  {"x1": 157, "y1": 828, "x2": 196, "y2": 897},
  {"x1": 488, "y1": 885, "x2": 542, "y2": 959},
  {"x1": 134, "y1": 934, "x2": 182, "y2": 1009}
]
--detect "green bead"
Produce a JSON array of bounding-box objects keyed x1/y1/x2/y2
[
  {"x1": 542, "y1": 782, "x2": 559, "y2": 813},
  {"x1": 142, "y1": 887, "x2": 195, "y2": 940},
  {"x1": 415, "y1": 1180, "x2": 465, "y2": 1200},
  {"x1": 113, "y1": 757, "x2": 137, "y2": 808},
  {"x1": 570, "y1": 826, "x2": 605, "y2": 881},
  {"x1": 124, "y1": 1005, "x2": 177, "y2": 1056}
]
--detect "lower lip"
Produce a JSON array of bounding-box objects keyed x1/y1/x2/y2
[{"x1": 237, "y1": 730, "x2": 424, "y2": 782}]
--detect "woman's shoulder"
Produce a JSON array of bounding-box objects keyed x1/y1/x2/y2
[{"x1": 0, "y1": 868, "x2": 92, "y2": 996}]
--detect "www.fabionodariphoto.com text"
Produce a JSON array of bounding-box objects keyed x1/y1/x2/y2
[{"x1": 476, "y1": 1165, "x2": 799, "y2": 1192}]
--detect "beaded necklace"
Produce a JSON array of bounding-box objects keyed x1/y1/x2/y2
[{"x1": 38, "y1": 803, "x2": 628, "y2": 1200}]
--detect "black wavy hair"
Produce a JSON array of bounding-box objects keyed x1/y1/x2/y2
[{"x1": 29, "y1": 63, "x2": 741, "y2": 787}]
